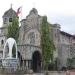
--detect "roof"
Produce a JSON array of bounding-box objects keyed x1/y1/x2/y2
[
  {"x1": 20, "y1": 19, "x2": 26, "y2": 22},
  {"x1": 60, "y1": 31, "x2": 75, "y2": 38},
  {"x1": 3, "y1": 8, "x2": 16, "y2": 18},
  {"x1": 30, "y1": 8, "x2": 38, "y2": 15},
  {"x1": 26, "y1": 8, "x2": 38, "y2": 18},
  {"x1": 0, "y1": 27, "x2": 7, "y2": 29}
]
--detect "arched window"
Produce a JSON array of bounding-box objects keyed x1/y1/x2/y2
[
  {"x1": 28, "y1": 32, "x2": 35, "y2": 44},
  {"x1": 1, "y1": 40, "x2": 4, "y2": 45}
]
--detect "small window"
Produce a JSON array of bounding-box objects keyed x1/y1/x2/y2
[
  {"x1": 4, "y1": 18, "x2": 7, "y2": 24},
  {"x1": 9, "y1": 18, "x2": 12, "y2": 22},
  {"x1": 1, "y1": 40, "x2": 4, "y2": 45}
]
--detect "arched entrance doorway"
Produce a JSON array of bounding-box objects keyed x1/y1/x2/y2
[{"x1": 32, "y1": 51, "x2": 41, "y2": 72}]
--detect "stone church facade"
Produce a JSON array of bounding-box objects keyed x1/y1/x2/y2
[{"x1": 0, "y1": 7, "x2": 75, "y2": 71}]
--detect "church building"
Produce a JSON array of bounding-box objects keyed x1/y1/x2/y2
[{"x1": 0, "y1": 7, "x2": 75, "y2": 72}]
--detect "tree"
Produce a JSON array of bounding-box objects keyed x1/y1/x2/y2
[
  {"x1": 40, "y1": 16, "x2": 55, "y2": 70},
  {"x1": 7, "y1": 16, "x2": 19, "y2": 42},
  {"x1": 67, "y1": 58, "x2": 75, "y2": 69},
  {"x1": 7, "y1": 16, "x2": 19, "y2": 57}
]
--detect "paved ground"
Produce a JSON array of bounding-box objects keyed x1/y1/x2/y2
[
  {"x1": 70, "y1": 72, "x2": 75, "y2": 75},
  {"x1": 0, "y1": 71, "x2": 74, "y2": 75},
  {"x1": 33, "y1": 72, "x2": 75, "y2": 75},
  {"x1": 24, "y1": 72, "x2": 75, "y2": 75}
]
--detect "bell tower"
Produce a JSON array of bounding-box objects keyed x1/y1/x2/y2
[
  {"x1": 2, "y1": 7, "x2": 17, "y2": 27},
  {"x1": 2, "y1": 7, "x2": 17, "y2": 35}
]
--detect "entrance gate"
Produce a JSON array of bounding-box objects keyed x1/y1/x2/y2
[{"x1": 32, "y1": 51, "x2": 41, "y2": 72}]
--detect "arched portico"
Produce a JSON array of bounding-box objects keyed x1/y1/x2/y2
[
  {"x1": 32, "y1": 51, "x2": 41, "y2": 72},
  {"x1": 3, "y1": 38, "x2": 17, "y2": 59}
]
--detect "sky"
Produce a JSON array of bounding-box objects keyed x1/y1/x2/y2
[{"x1": 0, "y1": 0, "x2": 75, "y2": 34}]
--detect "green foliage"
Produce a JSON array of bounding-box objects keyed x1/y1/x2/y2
[
  {"x1": 67, "y1": 58, "x2": 75, "y2": 69},
  {"x1": 40, "y1": 16, "x2": 55, "y2": 70},
  {"x1": 67, "y1": 58, "x2": 73, "y2": 67},
  {"x1": 7, "y1": 16, "x2": 19, "y2": 42}
]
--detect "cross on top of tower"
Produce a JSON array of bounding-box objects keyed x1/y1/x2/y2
[{"x1": 10, "y1": 4, "x2": 13, "y2": 9}]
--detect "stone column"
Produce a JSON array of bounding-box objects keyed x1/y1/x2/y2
[
  {"x1": 29, "y1": 60, "x2": 31, "y2": 69},
  {"x1": 23, "y1": 60, "x2": 24, "y2": 70},
  {"x1": 16, "y1": 42, "x2": 17, "y2": 59},
  {"x1": 26, "y1": 60, "x2": 28, "y2": 70}
]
